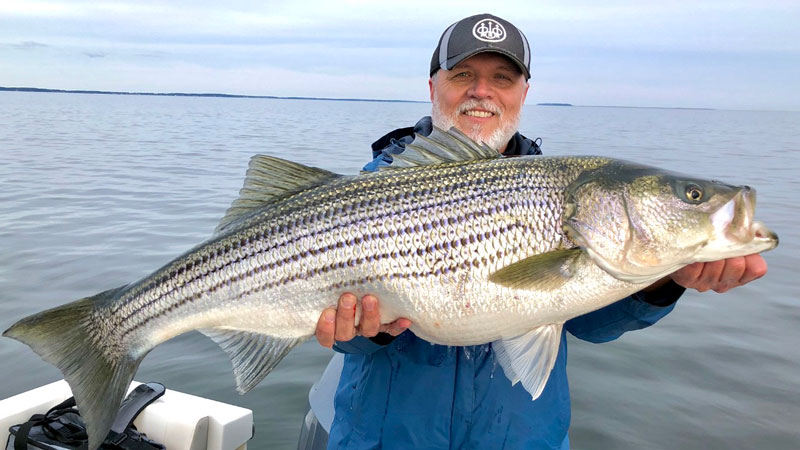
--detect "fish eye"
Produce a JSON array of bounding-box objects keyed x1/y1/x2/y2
[{"x1": 685, "y1": 184, "x2": 704, "y2": 202}]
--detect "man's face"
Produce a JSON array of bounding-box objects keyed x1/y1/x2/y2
[{"x1": 429, "y1": 52, "x2": 529, "y2": 153}]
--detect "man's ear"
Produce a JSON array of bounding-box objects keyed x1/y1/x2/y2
[
  {"x1": 521, "y1": 81, "x2": 530, "y2": 104},
  {"x1": 429, "y1": 77, "x2": 435, "y2": 102}
]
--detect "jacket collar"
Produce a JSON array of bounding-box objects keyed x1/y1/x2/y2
[{"x1": 371, "y1": 116, "x2": 541, "y2": 158}]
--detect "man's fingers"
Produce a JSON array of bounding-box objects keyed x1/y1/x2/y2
[
  {"x1": 715, "y1": 256, "x2": 746, "y2": 293},
  {"x1": 316, "y1": 308, "x2": 336, "y2": 348},
  {"x1": 317, "y1": 293, "x2": 412, "y2": 347},
  {"x1": 671, "y1": 262, "x2": 704, "y2": 288},
  {"x1": 671, "y1": 255, "x2": 768, "y2": 294},
  {"x1": 334, "y1": 293, "x2": 358, "y2": 342},
  {"x1": 382, "y1": 318, "x2": 412, "y2": 336},
  {"x1": 697, "y1": 260, "x2": 725, "y2": 292},
  {"x1": 359, "y1": 295, "x2": 381, "y2": 337},
  {"x1": 740, "y1": 254, "x2": 768, "y2": 285}
]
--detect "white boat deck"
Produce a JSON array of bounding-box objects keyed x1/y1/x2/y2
[{"x1": 0, "y1": 380, "x2": 253, "y2": 450}]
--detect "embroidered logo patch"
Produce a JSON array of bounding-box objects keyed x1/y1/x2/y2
[{"x1": 472, "y1": 19, "x2": 506, "y2": 42}]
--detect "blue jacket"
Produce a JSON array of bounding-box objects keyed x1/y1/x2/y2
[{"x1": 328, "y1": 117, "x2": 684, "y2": 450}]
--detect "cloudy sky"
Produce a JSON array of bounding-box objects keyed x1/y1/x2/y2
[{"x1": 1, "y1": 0, "x2": 798, "y2": 110}]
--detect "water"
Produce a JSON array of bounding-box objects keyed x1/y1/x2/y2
[{"x1": 0, "y1": 92, "x2": 798, "y2": 449}]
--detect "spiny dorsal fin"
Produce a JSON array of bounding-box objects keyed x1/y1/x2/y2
[
  {"x1": 215, "y1": 155, "x2": 341, "y2": 234},
  {"x1": 387, "y1": 126, "x2": 501, "y2": 169},
  {"x1": 200, "y1": 328, "x2": 307, "y2": 394}
]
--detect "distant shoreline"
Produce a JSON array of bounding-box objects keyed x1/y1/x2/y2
[
  {"x1": 1, "y1": 86, "x2": 716, "y2": 110},
  {"x1": 537, "y1": 102, "x2": 573, "y2": 107},
  {"x1": 0, "y1": 86, "x2": 427, "y2": 104},
  {"x1": 534, "y1": 101, "x2": 715, "y2": 111}
]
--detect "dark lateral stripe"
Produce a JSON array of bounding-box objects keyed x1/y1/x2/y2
[
  {"x1": 112, "y1": 177, "x2": 531, "y2": 325},
  {"x1": 114, "y1": 180, "x2": 549, "y2": 336},
  {"x1": 111, "y1": 170, "x2": 519, "y2": 317},
  {"x1": 117, "y1": 157, "x2": 565, "y2": 314},
  {"x1": 115, "y1": 216, "x2": 533, "y2": 341},
  {"x1": 114, "y1": 192, "x2": 522, "y2": 336},
  {"x1": 246, "y1": 245, "x2": 515, "y2": 301},
  {"x1": 244, "y1": 223, "x2": 529, "y2": 297},
  {"x1": 114, "y1": 191, "x2": 539, "y2": 338}
]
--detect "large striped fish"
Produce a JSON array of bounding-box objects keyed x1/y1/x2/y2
[{"x1": 4, "y1": 127, "x2": 778, "y2": 450}]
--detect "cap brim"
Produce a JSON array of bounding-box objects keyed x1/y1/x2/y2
[{"x1": 441, "y1": 48, "x2": 530, "y2": 79}]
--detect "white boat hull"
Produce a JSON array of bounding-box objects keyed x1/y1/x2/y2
[{"x1": 0, "y1": 380, "x2": 253, "y2": 450}]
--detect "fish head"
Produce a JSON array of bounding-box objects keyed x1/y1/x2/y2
[{"x1": 562, "y1": 161, "x2": 778, "y2": 283}]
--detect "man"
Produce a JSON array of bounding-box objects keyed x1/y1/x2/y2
[{"x1": 311, "y1": 14, "x2": 768, "y2": 450}]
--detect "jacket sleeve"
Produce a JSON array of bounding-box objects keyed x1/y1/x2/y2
[
  {"x1": 565, "y1": 280, "x2": 685, "y2": 343},
  {"x1": 332, "y1": 334, "x2": 398, "y2": 355},
  {"x1": 362, "y1": 154, "x2": 392, "y2": 172}
]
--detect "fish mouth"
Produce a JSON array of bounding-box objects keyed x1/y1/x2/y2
[{"x1": 706, "y1": 186, "x2": 778, "y2": 255}]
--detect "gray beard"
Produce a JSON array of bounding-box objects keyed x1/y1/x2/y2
[{"x1": 431, "y1": 98, "x2": 520, "y2": 152}]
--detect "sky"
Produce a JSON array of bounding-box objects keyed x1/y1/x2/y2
[{"x1": 1, "y1": 0, "x2": 799, "y2": 111}]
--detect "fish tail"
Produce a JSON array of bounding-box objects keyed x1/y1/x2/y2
[{"x1": 3, "y1": 287, "x2": 140, "y2": 450}]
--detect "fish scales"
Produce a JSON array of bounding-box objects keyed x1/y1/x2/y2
[
  {"x1": 104, "y1": 156, "x2": 610, "y2": 354},
  {"x1": 115, "y1": 162, "x2": 502, "y2": 339}
]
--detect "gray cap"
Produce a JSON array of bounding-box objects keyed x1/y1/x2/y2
[{"x1": 430, "y1": 13, "x2": 531, "y2": 79}]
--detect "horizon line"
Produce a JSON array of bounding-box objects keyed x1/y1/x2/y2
[
  {"x1": 0, "y1": 86, "x2": 428, "y2": 104},
  {"x1": 4, "y1": 86, "x2": 796, "y2": 113}
]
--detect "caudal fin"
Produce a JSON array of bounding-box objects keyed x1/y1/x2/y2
[{"x1": 3, "y1": 287, "x2": 143, "y2": 450}]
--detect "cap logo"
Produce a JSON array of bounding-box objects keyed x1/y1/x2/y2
[{"x1": 472, "y1": 19, "x2": 506, "y2": 42}]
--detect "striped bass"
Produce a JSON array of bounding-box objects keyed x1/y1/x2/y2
[{"x1": 4, "y1": 127, "x2": 778, "y2": 450}]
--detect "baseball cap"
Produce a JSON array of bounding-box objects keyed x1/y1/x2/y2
[{"x1": 430, "y1": 13, "x2": 531, "y2": 79}]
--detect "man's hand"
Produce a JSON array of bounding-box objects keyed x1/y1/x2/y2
[
  {"x1": 315, "y1": 293, "x2": 412, "y2": 348},
  {"x1": 669, "y1": 254, "x2": 768, "y2": 293}
]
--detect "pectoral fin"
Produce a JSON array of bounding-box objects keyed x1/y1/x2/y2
[
  {"x1": 200, "y1": 328, "x2": 307, "y2": 393},
  {"x1": 488, "y1": 249, "x2": 582, "y2": 290},
  {"x1": 493, "y1": 323, "x2": 563, "y2": 400}
]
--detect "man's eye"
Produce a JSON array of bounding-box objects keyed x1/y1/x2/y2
[{"x1": 454, "y1": 72, "x2": 471, "y2": 78}]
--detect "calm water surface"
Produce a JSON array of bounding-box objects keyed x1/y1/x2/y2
[{"x1": 0, "y1": 92, "x2": 798, "y2": 449}]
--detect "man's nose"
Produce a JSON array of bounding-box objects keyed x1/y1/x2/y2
[{"x1": 467, "y1": 76, "x2": 493, "y2": 98}]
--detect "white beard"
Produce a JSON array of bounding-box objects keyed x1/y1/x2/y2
[{"x1": 431, "y1": 97, "x2": 520, "y2": 152}]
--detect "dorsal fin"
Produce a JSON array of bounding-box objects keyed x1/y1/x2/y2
[
  {"x1": 215, "y1": 154, "x2": 341, "y2": 234},
  {"x1": 386, "y1": 126, "x2": 501, "y2": 169}
]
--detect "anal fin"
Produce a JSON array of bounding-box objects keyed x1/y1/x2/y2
[
  {"x1": 200, "y1": 328, "x2": 307, "y2": 393},
  {"x1": 493, "y1": 323, "x2": 564, "y2": 400}
]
